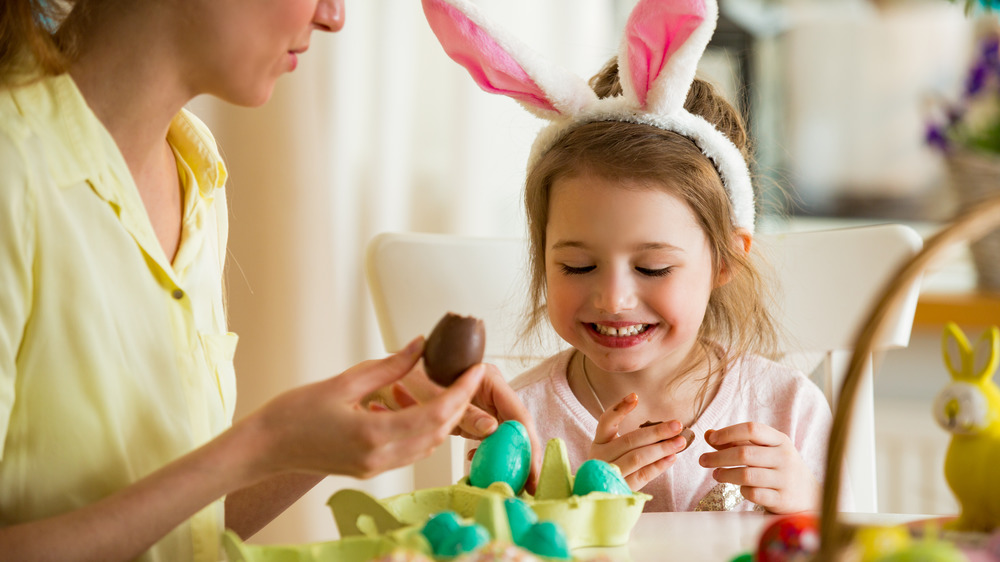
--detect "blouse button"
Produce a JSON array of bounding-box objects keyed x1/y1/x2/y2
[{"x1": 172, "y1": 289, "x2": 184, "y2": 300}]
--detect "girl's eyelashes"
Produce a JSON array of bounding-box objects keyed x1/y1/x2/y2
[
  {"x1": 560, "y1": 264, "x2": 595, "y2": 275},
  {"x1": 557, "y1": 264, "x2": 673, "y2": 277},
  {"x1": 636, "y1": 266, "x2": 673, "y2": 277}
]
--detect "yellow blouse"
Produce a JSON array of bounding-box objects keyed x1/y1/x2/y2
[{"x1": 0, "y1": 74, "x2": 237, "y2": 561}]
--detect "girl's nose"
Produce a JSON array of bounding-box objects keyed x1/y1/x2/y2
[
  {"x1": 314, "y1": 0, "x2": 346, "y2": 32},
  {"x1": 593, "y1": 271, "x2": 637, "y2": 313}
]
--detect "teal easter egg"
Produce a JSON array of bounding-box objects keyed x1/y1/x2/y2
[
  {"x1": 469, "y1": 420, "x2": 531, "y2": 494},
  {"x1": 503, "y1": 497, "x2": 538, "y2": 541},
  {"x1": 572, "y1": 459, "x2": 632, "y2": 496},
  {"x1": 421, "y1": 511, "x2": 462, "y2": 553},
  {"x1": 437, "y1": 523, "x2": 491, "y2": 557},
  {"x1": 518, "y1": 521, "x2": 571, "y2": 559}
]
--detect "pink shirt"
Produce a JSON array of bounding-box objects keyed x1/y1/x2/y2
[{"x1": 508, "y1": 349, "x2": 835, "y2": 512}]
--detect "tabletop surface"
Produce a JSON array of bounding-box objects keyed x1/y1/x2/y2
[{"x1": 574, "y1": 511, "x2": 928, "y2": 562}]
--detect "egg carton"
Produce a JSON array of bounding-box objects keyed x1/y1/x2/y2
[{"x1": 222, "y1": 437, "x2": 649, "y2": 561}]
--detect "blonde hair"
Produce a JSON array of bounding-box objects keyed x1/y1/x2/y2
[
  {"x1": 523, "y1": 58, "x2": 779, "y2": 378},
  {"x1": 0, "y1": 0, "x2": 80, "y2": 88}
]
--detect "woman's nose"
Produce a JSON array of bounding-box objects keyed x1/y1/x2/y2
[
  {"x1": 314, "y1": 0, "x2": 346, "y2": 32},
  {"x1": 593, "y1": 271, "x2": 637, "y2": 313}
]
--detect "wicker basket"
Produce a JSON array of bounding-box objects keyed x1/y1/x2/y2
[
  {"x1": 816, "y1": 193, "x2": 1000, "y2": 560},
  {"x1": 946, "y1": 150, "x2": 1000, "y2": 291}
]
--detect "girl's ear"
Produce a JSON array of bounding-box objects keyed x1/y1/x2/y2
[{"x1": 715, "y1": 229, "x2": 751, "y2": 288}]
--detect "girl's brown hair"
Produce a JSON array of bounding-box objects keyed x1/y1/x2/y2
[
  {"x1": 0, "y1": 0, "x2": 78, "y2": 88},
  {"x1": 523, "y1": 58, "x2": 779, "y2": 379}
]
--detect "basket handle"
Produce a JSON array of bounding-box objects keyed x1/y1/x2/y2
[{"x1": 818, "y1": 194, "x2": 1000, "y2": 560}]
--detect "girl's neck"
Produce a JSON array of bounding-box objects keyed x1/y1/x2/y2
[{"x1": 570, "y1": 342, "x2": 722, "y2": 430}]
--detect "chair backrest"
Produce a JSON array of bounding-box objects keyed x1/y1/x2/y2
[{"x1": 364, "y1": 225, "x2": 924, "y2": 511}]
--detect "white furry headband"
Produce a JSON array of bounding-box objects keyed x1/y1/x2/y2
[{"x1": 422, "y1": 0, "x2": 755, "y2": 233}]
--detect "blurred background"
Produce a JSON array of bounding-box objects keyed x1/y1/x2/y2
[{"x1": 186, "y1": 0, "x2": 995, "y2": 545}]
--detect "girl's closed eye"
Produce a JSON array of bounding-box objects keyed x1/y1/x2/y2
[
  {"x1": 560, "y1": 264, "x2": 595, "y2": 275},
  {"x1": 636, "y1": 266, "x2": 673, "y2": 278}
]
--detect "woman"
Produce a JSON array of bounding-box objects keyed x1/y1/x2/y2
[{"x1": 0, "y1": 1, "x2": 536, "y2": 560}]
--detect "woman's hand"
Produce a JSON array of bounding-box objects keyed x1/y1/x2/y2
[
  {"x1": 699, "y1": 422, "x2": 820, "y2": 513},
  {"x1": 243, "y1": 336, "x2": 485, "y2": 480},
  {"x1": 388, "y1": 362, "x2": 543, "y2": 493},
  {"x1": 588, "y1": 393, "x2": 689, "y2": 491}
]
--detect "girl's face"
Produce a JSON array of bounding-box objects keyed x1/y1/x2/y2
[
  {"x1": 186, "y1": 0, "x2": 345, "y2": 106},
  {"x1": 544, "y1": 172, "x2": 719, "y2": 376}
]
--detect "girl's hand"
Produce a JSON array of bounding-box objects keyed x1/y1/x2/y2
[
  {"x1": 245, "y1": 336, "x2": 485, "y2": 480},
  {"x1": 699, "y1": 422, "x2": 820, "y2": 514},
  {"x1": 391, "y1": 362, "x2": 543, "y2": 494},
  {"x1": 588, "y1": 393, "x2": 689, "y2": 491}
]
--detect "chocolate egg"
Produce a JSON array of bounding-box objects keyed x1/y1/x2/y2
[{"x1": 423, "y1": 312, "x2": 486, "y2": 386}]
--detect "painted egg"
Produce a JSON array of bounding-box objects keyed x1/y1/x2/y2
[
  {"x1": 503, "y1": 497, "x2": 537, "y2": 541},
  {"x1": 469, "y1": 420, "x2": 531, "y2": 494},
  {"x1": 571, "y1": 459, "x2": 632, "y2": 496},
  {"x1": 421, "y1": 511, "x2": 462, "y2": 554},
  {"x1": 436, "y1": 523, "x2": 491, "y2": 557},
  {"x1": 757, "y1": 513, "x2": 820, "y2": 562},
  {"x1": 850, "y1": 525, "x2": 911, "y2": 561},
  {"x1": 518, "y1": 520, "x2": 571, "y2": 559},
  {"x1": 873, "y1": 540, "x2": 968, "y2": 562}
]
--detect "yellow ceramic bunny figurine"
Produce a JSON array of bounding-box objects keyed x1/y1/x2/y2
[{"x1": 933, "y1": 322, "x2": 1000, "y2": 532}]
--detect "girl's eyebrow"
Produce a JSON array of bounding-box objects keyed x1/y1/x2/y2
[
  {"x1": 635, "y1": 242, "x2": 685, "y2": 253},
  {"x1": 550, "y1": 240, "x2": 685, "y2": 253}
]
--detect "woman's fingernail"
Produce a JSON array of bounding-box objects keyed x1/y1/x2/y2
[
  {"x1": 667, "y1": 420, "x2": 681, "y2": 433},
  {"x1": 699, "y1": 454, "x2": 708, "y2": 467},
  {"x1": 626, "y1": 393, "x2": 638, "y2": 403},
  {"x1": 403, "y1": 336, "x2": 424, "y2": 356}
]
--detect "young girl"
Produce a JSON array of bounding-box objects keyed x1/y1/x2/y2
[{"x1": 423, "y1": 0, "x2": 833, "y2": 513}]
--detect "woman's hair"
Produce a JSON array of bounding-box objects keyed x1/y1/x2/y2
[
  {"x1": 523, "y1": 57, "x2": 780, "y2": 377},
  {"x1": 0, "y1": 0, "x2": 78, "y2": 88}
]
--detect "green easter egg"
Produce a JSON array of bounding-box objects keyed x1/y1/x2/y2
[
  {"x1": 503, "y1": 497, "x2": 537, "y2": 541},
  {"x1": 572, "y1": 459, "x2": 632, "y2": 496},
  {"x1": 421, "y1": 511, "x2": 462, "y2": 553},
  {"x1": 519, "y1": 521, "x2": 571, "y2": 559},
  {"x1": 469, "y1": 420, "x2": 531, "y2": 494},
  {"x1": 437, "y1": 523, "x2": 491, "y2": 557}
]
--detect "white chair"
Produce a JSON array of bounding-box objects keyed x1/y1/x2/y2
[{"x1": 364, "y1": 225, "x2": 924, "y2": 512}]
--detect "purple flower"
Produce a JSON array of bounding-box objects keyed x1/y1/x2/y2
[{"x1": 926, "y1": 124, "x2": 951, "y2": 152}]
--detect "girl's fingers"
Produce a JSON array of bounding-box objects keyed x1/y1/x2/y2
[
  {"x1": 700, "y1": 443, "x2": 783, "y2": 470},
  {"x1": 612, "y1": 432, "x2": 687, "y2": 472},
  {"x1": 739, "y1": 485, "x2": 780, "y2": 509},
  {"x1": 712, "y1": 465, "x2": 781, "y2": 490},
  {"x1": 396, "y1": 364, "x2": 486, "y2": 439},
  {"x1": 593, "y1": 393, "x2": 638, "y2": 445},
  {"x1": 623, "y1": 455, "x2": 676, "y2": 491},
  {"x1": 391, "y1": 382, "x2": 419, "y2": 408},
  {"x1": 704, "y1": 423, "x2": 785, "y2": 450}
]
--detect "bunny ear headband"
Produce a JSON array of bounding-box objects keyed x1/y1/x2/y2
[{"x1": 422, "y1": 0, "x2": 755, "y2": 233}]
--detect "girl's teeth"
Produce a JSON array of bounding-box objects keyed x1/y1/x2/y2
[{"x1": 594, "y1": 324, "x2": 648, "y2": 337}]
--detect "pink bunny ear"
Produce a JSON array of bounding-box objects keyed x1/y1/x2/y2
[
  {"x1": 422, "y1": 0, "x2": 596, "y2": 119},
  {"x1": 620, "y1": 0, "x2": 717, "y2": 114}
]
